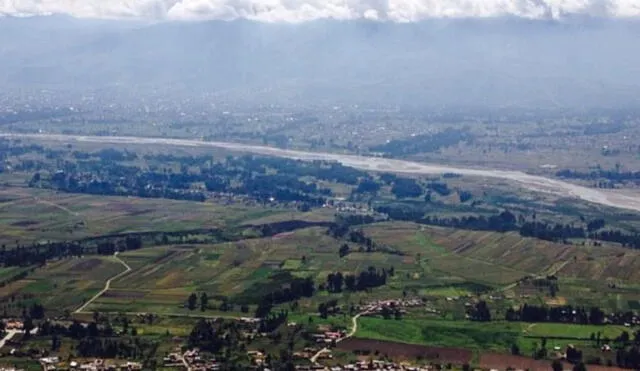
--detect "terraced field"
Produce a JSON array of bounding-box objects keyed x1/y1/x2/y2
[
  {"x1": 364, "y1": 222, "x2": 640, "y2": 283},
  {"x1": 9, "y1": 218, "x2": 636, "y2": 317},
  {"x1": 1, "y1": 256, "x2": 124, "y2": 314},
  {"x1": 0, "y1": 187, "x2": 332, "y2": 246}
]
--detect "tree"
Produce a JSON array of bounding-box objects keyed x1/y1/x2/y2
[
  {"x1": 23, "y1": 317, "x2": 34, "y2": 338},
  {"x1": 318, "y1": 303, "x2": 329, "y2": 319},
  {"x1": 381, "y1": 306, "x2": 392, "y2": 320},
  {"x1": 552, "y1": 360, "x2": 563, "y2": 371},
  {"x1": 87, "y1": 322, "x2": 99, "y2": 337},
  {"x1": 200, "y1": 292, "x2": 209, "y2": 312},
  {"x1": 29, "y1": 303, "x2": 45, "y2": 320},
  {"x1": 122, "y1": 316, "x2": 129, "y2": 335},
  {"x1": 511, "y1": 343, "x2": 520, "y2": 355},
  {"x1": 618, "y1": 331, "x2": 630, "y2": 344},
  {"x1": 573, "y1": 362, "x2": 587, "y2": 371},
  {"x1": 51, "y1": 335, "x2": 61, "y2": 351},
  {"x1": 187, "y1": 293, "x2": 198, "y2": 311},
  {"x1": 471, "y1": 301, "x2": 491, "y2": 321},
  {"x1": 339, "y1": 244, "x2": 350, "y2": 258}
]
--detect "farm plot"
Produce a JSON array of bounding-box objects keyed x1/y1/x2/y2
[
  {"x1": 363, "y1": 222, "x2": 640, "y2": 285},
  {"x1": 81, "y1": 226, "x2": 431, "y2": 314},
  {"x1": 2, "y1": 256, "x2": 124, "y2": 314},
  {"x1": 524, "y1": 322, "x2": 628, "y2": 339},
  {"x1": 478, "y1": 354, "x2": 569, "y2": 371},
  {"x1": 356, "y1": 317, "x2": 523, "y2": 353},
  {"x1": 337, "y1": 338, "x2": 473, "y2": 364},
  {"x1": 0, "y1": 187, "x2": 315, "y2": 246}
]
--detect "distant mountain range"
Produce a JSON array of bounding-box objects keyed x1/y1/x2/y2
[{"x1": 1, "y1": 15, "x2": 640, "y2": 109}]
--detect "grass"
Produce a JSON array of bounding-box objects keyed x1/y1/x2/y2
[
  {"x1": 0, "y1": 357, "x2": 42, "y2": 371},
  {"x1": 356, "y1": 317, "x2": 633, "y2": 357},
  {"x1": 1, "y1": 256, "x2": 124, "y2": 316},
  {"x1": 4, "y1": 205, "x2": 640, "y2": 365},
  {"x1": 357, "y1": 317, "x2": 522, "y2": 352},
  {"x1": 0, "y1": 187, "x2": 333, "y2": 247},
  {"x1": 8, "y1": 218, "x2": 640, "y2": 318},
  {"x1": 524, "y1": 322, "x2": 628, "y2": 339}
]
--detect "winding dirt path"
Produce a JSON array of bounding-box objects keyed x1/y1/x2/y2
[
  {"x1": 74, "y1": 252, "x2": 132, "y2": 314},
  {"x1": 310, "y1": 311, "x2": 368, "y2": 363}
]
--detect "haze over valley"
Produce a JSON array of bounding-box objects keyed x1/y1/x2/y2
[{"x1": 3, "y1": 5, "x2": 640, "y2": 371}]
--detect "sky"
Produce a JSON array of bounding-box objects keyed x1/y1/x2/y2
[{"x1": 1, "y1": 0, "x2": 639, "y2": 22}]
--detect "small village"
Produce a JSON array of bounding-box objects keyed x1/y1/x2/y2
[
  {"x1": 2, "y1": 294, "x2": 637, "y2": 371},
  {"x1": 294, "y1": 360, "x2": 438, "y2": 371}
]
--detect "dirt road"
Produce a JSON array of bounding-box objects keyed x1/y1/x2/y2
[
  {"x1": 74, "y1": 252, "x2": 132, "y2": 314},
  {"x1": 310, "y1": 312, "x2": 368, "y2": 363}
]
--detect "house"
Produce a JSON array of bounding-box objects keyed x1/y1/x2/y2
[
  {"x1": 3, "y1": 320, "x2": 23, "y2": 330},
  {"x1": 40, "y1": 357, "x2": 61, "y2": 365},
  {"x1": 121, "y1": 362, "x2": 142, "y2": 370}
]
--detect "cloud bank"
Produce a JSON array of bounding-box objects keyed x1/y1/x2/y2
[{"x1": 1, "y1": 0, "x2": 639, "y2": 22}]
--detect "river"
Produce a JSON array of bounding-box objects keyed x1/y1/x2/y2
[{"x1": 2, "y1": 133, "x2": 640, "y2": 213}]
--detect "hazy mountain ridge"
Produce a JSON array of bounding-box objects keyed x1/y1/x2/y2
[{"x1": 1, "y1": 16, "x2": 640, "y2": 109}]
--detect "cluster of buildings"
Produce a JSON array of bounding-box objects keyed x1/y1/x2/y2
[
  {"x1": 247, "y1": 350, "x2": 266, "y2": 365},
  {"x1": 296, "y1": 360, "x2": 434, "y2": 371},
  {"x1": 163, "y1": 348, "x2": 220, "y2": 371},
  {"x1": 357, "y1": 298, "x2": 428, "y2": 315},
  {"x1": 39, "y1": 357, "x2": 142, "y2": 371},
  {"x1": 2, "y1": 320, "x2": 24, "y2": 331},
  {"x1": 311, "y1": 330, "x2": 347, "y2": 345},
  {"x1": 325, "y1": 201, "x2": 376, "y2": 216}
]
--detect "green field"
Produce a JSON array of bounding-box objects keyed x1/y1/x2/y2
[
  {"x1": 0, "y1": 187, "x2": 334, "y2": 247},
  {"x1": 2, "y1": 256, "x2": 125, "y2": 313},
  {"x1": 356, "y1": 317, "x2": 631, "y2": 357},
  {"x1": 357, "y1": 317, "x2": 522, "y2": 352},
  {"x1": 6, "y1": 211, "x2": 640, "y2": 319},
  {"x1": 3, "y1": 188, "x2": 640, "y2": 368}
]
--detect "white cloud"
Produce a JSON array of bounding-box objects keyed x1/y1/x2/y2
[{"x1": 1, "y1": 0, "x2": 639, "y2": 21}]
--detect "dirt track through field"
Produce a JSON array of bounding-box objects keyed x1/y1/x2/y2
[
  {"x1": 310, "y1": 311, "x2": 368, "y2": 363},
  {"x1": 3, "y1": 132, "x2": 640, "y2": 213},
  {"x1": 74, "y1": 252, "x2": 132, "y2": 314}
]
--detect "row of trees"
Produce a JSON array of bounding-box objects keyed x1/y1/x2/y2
[
  {"x1": 30, "y1": 148, "x2": 369, "y2": 206},
  {"x1": 505, "y1": 304, "x2": 606, "y2": 325},
  {"x1": 327, "y1": 217, "x2": 402, "y2": 256},
  {"x1": 253, "y1": 276, "x2": 315, "y2": 318},
  {"x1": 557, "y1": 168, "x2": 640, "y2": 183},
  {"x1": 0, "y1": 235, "x2": 143, "y2": 267},
  {"x1": 376, "y1": 204, "x2": 640, "y2": 249},
  {"x1": 0, "y1": 220, "x2": 331, "y2": 268},
  {"x1": 75, "y1": 337, "x2": 157, "y2": 359},
  {"x1": 325, "y1": 266, "x2": 391, "y2": 293},
  {"x1": 370, "y1": 127, "x2": 472, "y2": 156}
]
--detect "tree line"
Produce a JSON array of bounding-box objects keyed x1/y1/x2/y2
[
  {"x1": 370, "y1": 127, "x2": 473, "y2": 157},
  {"x1": 506, "y1": 304, "x2": 607, "y2": 325},
  {"x1": 376, "y1": 204, "x2": 640, "y2": 249},
  {"x1": 25, "y1": 148, "x2": 381, "y2": 207},
  {"x1": 0, "y1": 220, "x2": 332, "y2": 268},
  {"x1": 324, "y1": 266, "x2": 392, "y2": 293},
  {"x1": 557, "y1": 168, "x2": 640, "y2": 183}
]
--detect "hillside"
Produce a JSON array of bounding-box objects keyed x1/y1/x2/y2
[{"x1": 2, "y1": 16, "x2": 640, "y2": 108}]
